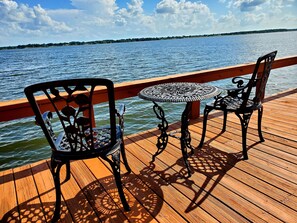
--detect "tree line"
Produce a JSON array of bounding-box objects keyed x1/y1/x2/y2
[{"x1": 1, "y1": 28, "x2": 296, "y2": 50}]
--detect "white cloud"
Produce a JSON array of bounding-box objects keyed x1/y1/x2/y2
[
  {"x1": 233, "y1": 0, "x2": 267, "y2": 12},
  {"x1": 0, "y1": 0, "x2": 296, "y2": 46},
  {"x1": 156, "y1": 0, "x2": 211, "y2": 15},
  {"x1": 269, "y1": 0, "x2": 296, "y2": 12},
  {"x1": 0, "y1": 0, "x2": 71, "y2": 31},
  {"x1": 218, "y1": 0, "x2": 297, "y2": 31},
  {"x1": 127, "y1": 0, "x2": 144, "y2": 15},
  {"x1": 117, "y1": 0, "x2": 146, "y2": 23},
  {"x1": 100, "y1": 0, "x2": 153, "y2": 38},
  {"x1": 240, "y1": 12, "x2": 266, "y2": 26},
  {"x1": 153, "y1": 0, "x2": 215, "y2": 35},
  {"x1": 71, "y1": 0, "x2": 118, "y2": 17},
  {"x1": 217, "y1": 11, "x2": 240, "y2": 30},
  {"x1": 156, "y1": 0, "x2": 179, "y2": 14},
  {"x1": 0, "y1": 0, "x2": 71, "y2": 45},
  {"x1": 226, "y1": 0, "x2": 296, "y2": 12}
]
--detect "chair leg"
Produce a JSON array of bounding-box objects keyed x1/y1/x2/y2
[
  {"x1": 222, "y1": 110, "x2": 227, "y2": 132},
  {"x1": 109, "y1": 152, "x2": 130, "y2": 211},
  {"x1": 258, "y1": 107, "x2": 265, "y2": 142},
  {"x1": 120, "y1": 139, "x2": 132, "y2": 173},
  {"x1": 236, "y1": 112, "x2": 252, "y2": 160},
  {"x1": 65, "y1": 161, "x2": 71, "y2": 182},
  {"x1": 50, "y1": 160, "x2": 63, "y2": 223},
  {"x1": 198, "y1": 106, "x2": 212, "y2": 148}
]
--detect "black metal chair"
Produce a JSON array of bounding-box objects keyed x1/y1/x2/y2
[
  {"x1": 24, "y1": 78, "x2": 131, "y2": 222},
  {"x1": 198, "y1": 51, "x2": 277, "y2": 159}
]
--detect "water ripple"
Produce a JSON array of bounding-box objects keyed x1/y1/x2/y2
[{"x1": 1, "y1": 32, "x2": 297, "y2": 170}]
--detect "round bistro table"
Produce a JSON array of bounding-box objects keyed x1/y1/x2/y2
[{"x1": 139, "y1": 82, "x2": 220, "y2": 177}]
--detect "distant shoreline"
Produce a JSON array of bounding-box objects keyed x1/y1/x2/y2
[{"x1": 1, "y1": 28, "x2": 296, "y2": 51}]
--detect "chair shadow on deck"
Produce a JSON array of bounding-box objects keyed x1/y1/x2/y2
[{"x1": 1, "y1": 167, "x2": 164, "y2": 223}]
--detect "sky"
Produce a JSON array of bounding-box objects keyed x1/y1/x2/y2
[{"x1": 0, "y1": 0, "x2": 296, "y2": 47}]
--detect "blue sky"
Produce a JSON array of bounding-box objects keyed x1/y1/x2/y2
[{"x1": 1, "y1": 0, "x2": 296, "y2": 46}]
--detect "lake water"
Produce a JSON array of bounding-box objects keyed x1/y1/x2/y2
[{"x1": 1, "y1": 31, "x2": 297, "y2": 170}]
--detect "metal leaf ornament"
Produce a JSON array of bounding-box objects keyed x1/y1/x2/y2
[
  {"x1": 61, "y1": 106, "x2": 76, "y2": 117},
  {"x1": 76, "y1": 117, "x2": 90, "y2": 126},
  {"x1": 65, "y1": 125, "x2": 79, "y2": 134},
  {"x1": 75, "y1": 94, "x2": 90, "y2": 105},
  {"x1": 50, "y1": 87, "x2": 64, "y2": 102}
]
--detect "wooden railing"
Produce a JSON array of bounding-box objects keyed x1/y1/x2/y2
[{"x1": 1, "y1": 55, "x2": 297, "y2": 122}]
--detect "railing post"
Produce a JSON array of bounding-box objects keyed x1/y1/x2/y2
[{"x1": 189, "y1": 101, "x2": 200, "y2": 119}]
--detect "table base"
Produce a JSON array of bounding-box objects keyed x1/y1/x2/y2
[{"x1": 152, "y1": 101, "x2": 194, "y2": 177}]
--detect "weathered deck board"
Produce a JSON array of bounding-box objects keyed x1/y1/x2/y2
[{"x1": 1, "y1": 89, "x2": 297, "y2": 222}]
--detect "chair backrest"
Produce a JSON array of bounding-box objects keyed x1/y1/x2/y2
[
  {"x1": 24, "y1": 78, "x2": 117, "y2": 153},
  {"x1": 241, "y1": 51, "x2": 277, "y2": 109}
]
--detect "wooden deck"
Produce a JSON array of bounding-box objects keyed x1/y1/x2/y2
[{"x1": 1, "y1": 89, "x2": 297, "y2": 222}]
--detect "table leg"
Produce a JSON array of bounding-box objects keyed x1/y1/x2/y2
[
  {"x1": 152, "y1": 101, "x2": 168, "y2": 161},
  {"x1": 181, "y1": 102, "x2": 194, "y2": 177}
]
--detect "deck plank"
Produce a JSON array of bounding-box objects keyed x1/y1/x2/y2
[
  {"x1": 0, "y1": 169, "x2": 19, "y2": 222},
  {"x1": 57, "y1": 160, "x2": 99, "y2": 222},
  {"x1": 13, "y1": 164, "x2": 46, "y2": 222},
  {"x1": 1, "y1": 89, "x2": 297, "y2": 222},
  {"x1": 70, "y1": 159, "x2": 129, "y2": 223},
  {"x1": 30, "y1": 160, "x2": 73, "y2": 222},
  {"x1": 188, "y1": 126, "x2": 297, "y2": 210},
  {"x1": 202, "y1": 117, "x2": 297, "y2": 178}
]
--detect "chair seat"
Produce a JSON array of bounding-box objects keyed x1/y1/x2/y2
[
  {"x1": 55, "y1": 125, "x2": 122, "y2": 153},
  {"x1": 208, "y1": 96, "x2": 257, "y2": 111}
]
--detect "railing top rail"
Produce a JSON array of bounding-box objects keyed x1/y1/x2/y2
[{"x1": 1, "y1": 55, "x2": 297, "y2": 122}]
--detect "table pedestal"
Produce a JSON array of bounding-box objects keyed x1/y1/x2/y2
[{"x1": 152, "y1": 101, "x2": 194, "y2": 177}]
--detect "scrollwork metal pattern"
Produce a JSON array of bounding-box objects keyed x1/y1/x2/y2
[
  {"x1": 52, "y1": 86, "x2": 89, "y2": 149},
  {"x1": 152, "y1": 101, "x2": 168, "y2": 161},
  {"x1": 43, "y1": 84, "x2": 112, "y2": 153},
  {"x1": 139, "y1": 82, "x2": 220, "y2": 103}
]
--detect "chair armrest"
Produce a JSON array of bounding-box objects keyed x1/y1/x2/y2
[
  {"x1": 232, "y1": 76, "x2": 251, "y2": 82},
  {"x1": 212, "y1": 76, "x2": 251, "y2": 105},
  {"x1": 224, "y1": 76, "x2": 252, "y2": 97},
  {"x1": 231, "y1": 76, "x2": 251, "y2": 89},
  {"x1": 116, "y1": 104, "x2": 126, "y2": 130}
]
